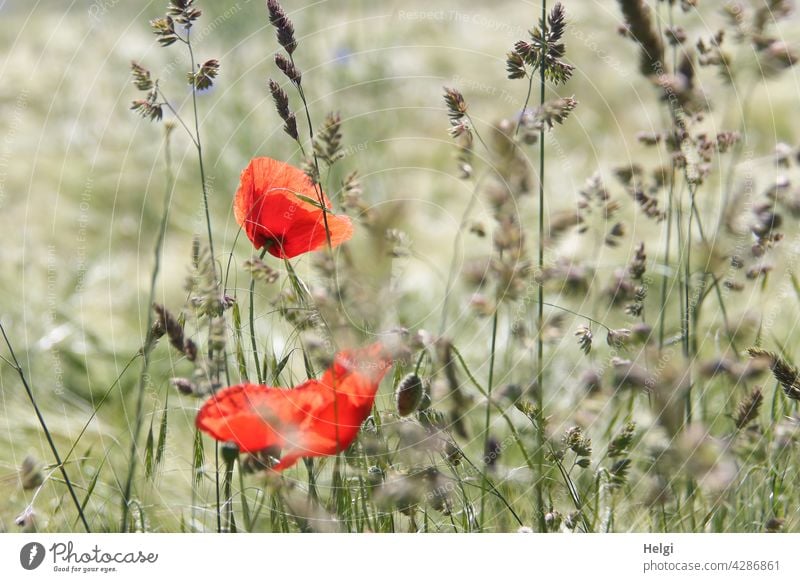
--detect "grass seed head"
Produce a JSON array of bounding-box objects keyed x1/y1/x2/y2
[
  {"x1": 735, "y1": 387, "x2": 763, "y2": 429},
  {"x1": 266, "y1": 0, "x2": 297, "y2": 54},
  {"x1": 747, "y1": 347, "x2": 800, "y2": 401}
]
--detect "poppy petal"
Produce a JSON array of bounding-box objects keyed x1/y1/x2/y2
[
  {"x1": 195, "y1": 343, "x2": 392, "y2": 470},
  {"x1": 195, "y1": 384, "x2": 282, "y2": 453},
  {"x1": 233, "y1": 157, "x2": 353, "y2": 257},
  {"x1": 272, "y1": 210, "x2": 353, "y2": 259}
]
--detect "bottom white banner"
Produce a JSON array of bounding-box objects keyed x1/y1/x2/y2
[{"x1": 0, "y1": 533, "x2": 797, "y2": 581}]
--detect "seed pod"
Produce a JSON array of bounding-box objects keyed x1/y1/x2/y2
[
  {"x1": 395, "y1": 373, "x2": 424, "y2": 416},
  {"x1": 221, "y1": 442, "x2": 240, "y2": 464}
]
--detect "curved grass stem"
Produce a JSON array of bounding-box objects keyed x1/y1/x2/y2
[
  {"x1": 450, "y1": 344, "x2": 591, "y2": 531},
  {"x1": 187, "y1": 29, "x2": 217, "y2": 275},
  {"x1": 120, "y1": 123, "x2": 175, "y2": 531},
  {"x1": 533, "y1": 0, "x2": 548, "y2": 533},
  {"x1": 479, "y1": 292, "x2": 501, "y2": 528},
  {"x1": 0, "y1": 323, "x2": 91, "y2": 532},
  {"x1": 249, "y1": 248, "x2": 269, "y2": 384}
]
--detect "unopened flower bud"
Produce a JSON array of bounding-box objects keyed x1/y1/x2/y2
[{"x1": 395, "y1": 374, "x2": 424, "y2": 417}]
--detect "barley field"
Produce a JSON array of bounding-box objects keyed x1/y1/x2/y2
[{"x1": 1, "y1": 0, "x2": 800, "y2": 534}]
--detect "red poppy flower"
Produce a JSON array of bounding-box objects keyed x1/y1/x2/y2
[
  {"x1": 234, "y1": 157, "x2": 353, "y2": 258},
  {"x1": 195, "y1": 343, "x2": 392, "y2": 471}
]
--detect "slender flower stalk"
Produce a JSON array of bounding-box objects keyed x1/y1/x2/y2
[
  {"x1": 683, "y1": 187, "x2": 694, "y2": 424},
  {"x1": 120, "y1": 122, "x2": 176, "y2": 531},
  {"x1": 479, "y1": 285, "x2": 501, "y2": 528},
  {"x1": 186, "y1": 29, "x2": 217, "y2": 280},
  {"x1": 129, "y1": 4, "x2": 223, "y2": 530},
  {"x1": 499, "y1": 0, "x2": 575, "y2": 531},
  {"x1": 535, "y1": 0, "x2": 548, "y2": 535},
  {"x1": 658, "y1": 166, "x2": 675, "y2": 349},
  {"x1": 266, "y1": 0, "x2": 333, "y2": 252},
  {"x1": 250, "y1": 248, "x2": 268, "y2": 384},
  {"x1": 0, "y1": 323, "x2": 91, "y2": 532}
]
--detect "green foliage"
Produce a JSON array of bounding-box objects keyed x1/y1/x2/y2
[{"x1": 2, "y1": 0, "x2": 800, "y2": 535}]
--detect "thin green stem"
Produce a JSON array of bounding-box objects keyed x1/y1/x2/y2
[
  {"x1": 479, "y1": 294, "x2": 501, "y2": 528},
  {"x1": 187, "y1": 29, "x2": 217, "y2": 274},
  {"x1": 684, "y1": 188, "x2": 694, "y2": 425},
  {"x1": 287, "y1": 60, "x2": 333, "y2": 253},
  {"x1": 658, "y1": 167, "x2": 676, "y2": 349},
  {"x1": 688, "y1": 199, "x2": 738, "y2": 353},
  {"x1": 465, "y1": 113, "x2": 491, "y2": 154},
  {"x1": 676, "y1": 190, "x2": 687, "y2": 356},
  {"x1": 222, "y1": 448, "x2": 236, "y2": 532},
  {"x1": 62, "y1": 354, "x2": 139, "y2": 465},
  {"x1": 451, "y1": 448, "x2": 523, "y2": 527},
  {"x1": 534, "y1": 0, "x2": 547, "y2": 534},
  {"x1": 718, "y1": 83, "x2": 756, "y2": 233},
  {"x1": 157, "y1": 92, "x2": 198, "y2": 148},
  {"x1": 540, "y1": 301, "x2": 612, "y2": 331},
  {"x1": 440, "y1": 49, "x2": 539, "y2": 335},
  {"x1": 185, "y1": 30, "x2": 225, "y2": 533},
  {"x1": 439, "y1": 171, "x2": 489, "y2": 334},
  {"x1": 450, "y1": 344, "x2": 591, "y2": 531},
  {"x1": 0, "y1": 323, "x2": 91, "y2": 532},
  {"x1": 121, "y1": 123, "x2": 176, "y2": 531},
  {"x1": 215, "y1": 444, "x2": 222, "y2": 533},
  {"x1": 449, "y1": 347, "x2": 534, "y2": 469},
  {"x1": 250, "y1": 247, "x2": 269, "y2": 384},
  {"x1": 514, "y1": 74, "x2": 536, "y2": 138}
]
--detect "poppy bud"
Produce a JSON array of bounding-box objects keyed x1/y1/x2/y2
[
  {"x1": 395, "y1": 374, "x2": 424, "y2": 417},
  {"x1": 221, "y1": 442, "x2": 239, "y2": 465}
]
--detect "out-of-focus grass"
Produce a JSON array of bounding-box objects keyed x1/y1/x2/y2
[{"x1": 1, "y1": 0, "x2": 799, "y2": 532}]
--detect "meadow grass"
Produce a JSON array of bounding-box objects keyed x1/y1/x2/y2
[{"x1": 1, "y1": 0, "x2": 799, "y2": 533}]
